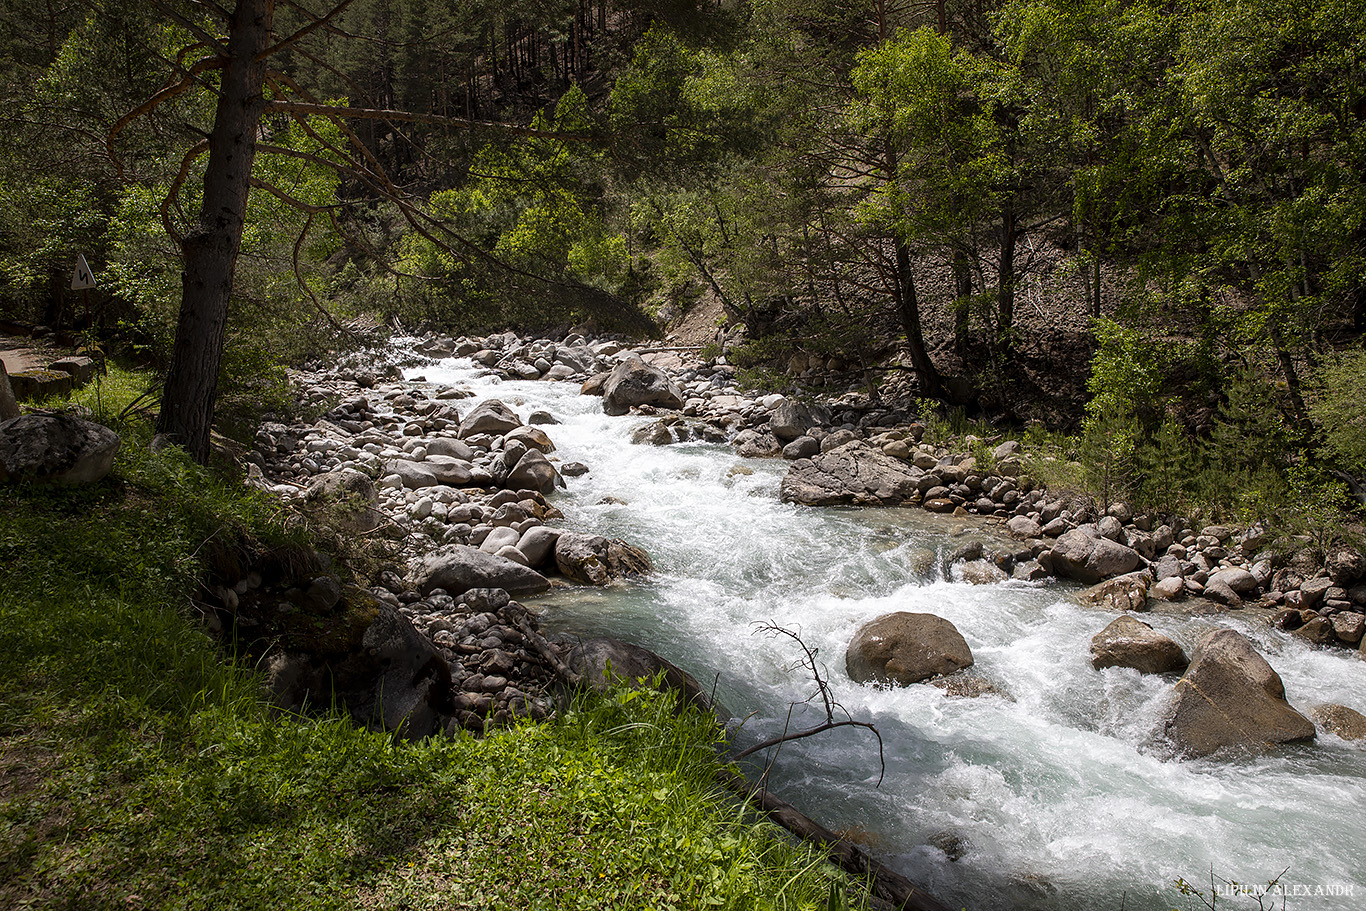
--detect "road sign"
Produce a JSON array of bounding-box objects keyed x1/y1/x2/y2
[{"x1": 71, "y1": 254, "x2": 96, "y2": 291}]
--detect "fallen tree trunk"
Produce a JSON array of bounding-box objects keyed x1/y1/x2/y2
[{"x1": 717, "y1": 768, "x2": 952, "y2": 911}]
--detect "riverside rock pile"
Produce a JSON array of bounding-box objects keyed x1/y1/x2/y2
[{"x1": 239, "y1": 331, "x2": 660, "y2": 734}]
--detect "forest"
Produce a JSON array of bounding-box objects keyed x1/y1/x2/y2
[{"x1": 4, "y1": 0, "x2": 1366, "y2": 525}]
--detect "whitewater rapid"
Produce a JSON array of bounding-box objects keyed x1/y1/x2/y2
[{"x1": 413, "y1": 358, "x2": 1366, "y2": 911}]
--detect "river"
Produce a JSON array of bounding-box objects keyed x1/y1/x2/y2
[{"x1": 413, "y1": 356, "x2": 1366, "y2": 911}]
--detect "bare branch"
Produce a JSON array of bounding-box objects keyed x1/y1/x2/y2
[
  {"x1": 107, "y1": 54, "x2": 224, "y2": 175},
  {"x1": 259, "y1": 0, "x2": 354, "y2": 61},
  {"x1": 148, "y1": 0, "x2": 230, "y2": 56},
  {"x1": 738, "y1": 623, "x2": 886, "y2": 788},
  {"x1": 249, "y1": 175, "x2": 341, "y2": 214},
  {"x1": 160, "y1": 139, "x2": 212, "y2": 241},
  {"x1": 263, "y1": 100, "x2": 595, "y2": 143},
  {"x1": 286, "y1": 210, "x2": 349, "y2": 333}
]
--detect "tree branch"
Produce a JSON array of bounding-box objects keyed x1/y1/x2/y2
[
  {"x1": 107, "y1": 55, "x2": 224, "y2": 175},
  {"x1": 740, "y1": 623, "x2": 886, "y2": 787},
  {"x1": 262, "y1": 100, "x2": 596, "y2": 143},
  {"x1": 161, "y1": 139, "x2": 212, "y2": 241},
  {"x1": 258, "y1": 0, "x2": 354, "y2": 61},
  {"x1": 148, "y1": 0, "x2": 230, "y2": 56}
]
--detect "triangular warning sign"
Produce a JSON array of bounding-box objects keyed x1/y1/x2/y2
[{"x1": 71, "y1": 254, "x2": 96, "y2": 291}]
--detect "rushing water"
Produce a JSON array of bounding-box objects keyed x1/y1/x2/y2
[{"x1": 411, "y1": 356, "x2": 1366, "y2": 911}]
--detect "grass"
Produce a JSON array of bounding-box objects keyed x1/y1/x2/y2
[{"x1": 0, "y1": 368, "x2": 867, "y2": 911}]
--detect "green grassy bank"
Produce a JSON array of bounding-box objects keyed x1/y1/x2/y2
[{"x1": 0, "y1": 375, "x2": 865, "y2": 911}]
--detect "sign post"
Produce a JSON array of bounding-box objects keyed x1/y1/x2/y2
[{"x1": 71, "y1": 254, "x2": 97, "y2": 327}]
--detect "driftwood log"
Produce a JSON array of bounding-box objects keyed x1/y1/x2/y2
[{"x1": 718, "y1": 768, "x2": 952, "y2": 911}]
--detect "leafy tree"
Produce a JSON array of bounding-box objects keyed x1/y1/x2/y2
[{"x1": 1308, "y1": 348, "x2": 1366, "y2": 504}]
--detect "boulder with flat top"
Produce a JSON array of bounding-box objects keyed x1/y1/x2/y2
[
  {"x1": 1164, "y1": 629, "x2": 1316, "y2": 758},
  {"x1": 780, "y1": 442, "x2": 920, "y2": 507},
  {"x1": 601, "y1": 356, "x2": 685, "y2": 416}
]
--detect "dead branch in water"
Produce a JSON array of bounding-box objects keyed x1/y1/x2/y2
[{"x1": 735, "y1": 623, "x2": 885, "y2": 787}]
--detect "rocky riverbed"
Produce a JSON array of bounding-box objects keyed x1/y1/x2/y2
[{"x1": 233, "y1": 328, "x2": 1366, "y2": 749}]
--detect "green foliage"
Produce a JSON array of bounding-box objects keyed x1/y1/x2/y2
[
  {"x1": 1076, "y1": 320, "x2": 1166, "y2": 508},
  {"x1": 1084, "y1": 319, "x2": 1167, "y2": 425},
  {"x1": 387, "y1": 86, "x2": 644, "y2": 330},
  {"x1": 1308, "y1": 348, "x2": 1366, "y2": 482},
  {"x1": 1192, "y1": 366, "x2": 1293, "y2": 520}
]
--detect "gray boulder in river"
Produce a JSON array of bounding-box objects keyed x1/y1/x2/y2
[
  {"x1": 1050, "y1": 526, "x2": 1142, "y2": 583},
  {"x1": 554, "y1": 531, "x2": 612, "y2": 585},
  {"x1": 1164, "y1": 628, "x2": 1315, "y2": 757},
  {"x1": 458, "y1": 398, "x2": 522, "y2": 438},
  {"x1": 409, "y1": 545, "x2": 551, "y2": 597},
  {"x1": 600, "y1": 355, "x2": 684, "y2": 416},
  {"x1": 846, "y1": 611, "x2": 974, "y2": 685},
  {"x1": 1090, "y1": 616, "x2": 1188, "y2": 674},
  {"x1": 780, "y1": 441, "x2": 920, "y2": 506}
]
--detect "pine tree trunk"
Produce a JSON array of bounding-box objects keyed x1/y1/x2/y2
[{"x1": 156, "y1": 0, "x2": 274, "y2": 463}]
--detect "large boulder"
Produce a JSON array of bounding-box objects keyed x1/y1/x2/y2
[
  {"x1": 565, "y1": 637, "x2": 718, "y2": 713},
  {"x1": 769, "y1": 400, "x2": 813, "y2": 442},
  {"x1": 336, "y1": 602, "x2": 451, "y2": 739},
  {"x1": 1090, "y1": 616, "x2": 1189, "y2": 674},
  {"x1": 1050, "y1": 527, "x2": 1142, "y2": 583},
  {"x1": 458, "y1": 399, "x2": 522, "y2": 438},
  {"x1": 846, "y1": 612, "x2": 973, "y2": 686},
  {"x1": 505, "y1": 426, "x2": 556, "y2": 454},
  {"x1": 264, "y1": 596, "x2": 451, "y2": 740},
  {"x1": 1078, "y1": 571, "x2": 1152, "y2": 612},
  {"x1": 1164, "y1": 629, "x2": 1316, "y2": 758},
  {"x1": 504, "y1": 449, "x2": 561, "y2": 494},
  {"x1": 409, "y1": 545, "x2": 550, "y2": 597},
  {"x1": 780, "y1": 442, "x2": 920, "y2": 507},
  {"x1": 1327, "y1": 546, "x2": 1366, "y2": 585},
  {"x1": 424, "y1": 455, "x2": 474, "y2": 486},
  {"x1": 425, "y1": 437, "x2": 475, "y2": 461},
  {"x1": 554, "y1": 531, "x2": 611, "y2": 585},
  {"x1": 1208, "y1": 568, "x2": 1259, "y2": 596},
  {"x1": 0, "y1": 413, "x2": 120, "y2": 485},
  {"x1": 304, "y1": 468, "x2": 382, "y2": 533},
  {"x1": 382, "y1": 459, "x2": 439, "y2": 489},
  {"x1": 515, "y1": 526, "x2": 561, "y2": 568},
  {"x1": 601, "y1": 356, "x2": 684, "y2": 416}
]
